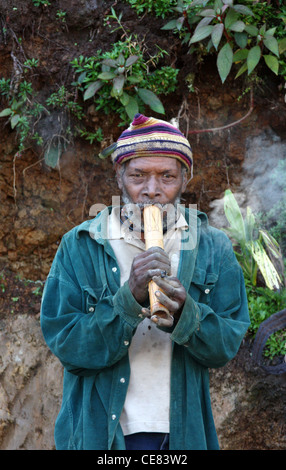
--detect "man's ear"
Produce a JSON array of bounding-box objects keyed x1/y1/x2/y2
[
  {"x1": 115, "y1": 164, "x2": 123, "y2": 190},
  {"x1": 181, "y1": 169, "x2": 188, "y2": 193}
]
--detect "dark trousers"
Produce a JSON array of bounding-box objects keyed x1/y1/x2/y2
[{"x1": 125, "y1": 432, "x2": 169, "y2": 450}]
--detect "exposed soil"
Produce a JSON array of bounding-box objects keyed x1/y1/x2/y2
[{"x1": 0, "y1": 267, "x2": 42, "y2": 319}]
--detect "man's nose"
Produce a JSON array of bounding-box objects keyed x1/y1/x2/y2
[{"x1": 142, "y1": 177, "x2": 161, "y2": 199}]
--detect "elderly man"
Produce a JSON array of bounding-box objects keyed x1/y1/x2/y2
[{"x1": 40, "y1": 114, "x2": 250, "y2": 451}]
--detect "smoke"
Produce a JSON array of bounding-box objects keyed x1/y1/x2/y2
[{"x1": 209, "y1": 128, "x2": 286, "y2": 237}]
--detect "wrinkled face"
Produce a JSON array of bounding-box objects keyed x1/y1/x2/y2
[{"x1": 116, "y1": 156, "x2": 188, "y2": 207}]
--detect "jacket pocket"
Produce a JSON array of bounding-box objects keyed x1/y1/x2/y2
[
  {"x1": 82, "y1": 286, "x2": 98, "y2": 314},
  {"x1": 82, "y1": 284, "x2": 112, "y2": 313},
  {"x1": 190, "y1": 268, "x2": 218, "y2": 304}
]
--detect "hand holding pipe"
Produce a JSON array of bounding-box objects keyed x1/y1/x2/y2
[{"x1": 143, "y1": 205, "x2": 174, "y2": 326}]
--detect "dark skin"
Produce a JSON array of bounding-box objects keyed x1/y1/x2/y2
[{"x1": 116, "y1": 156, "x2": 188, "y2": 327}]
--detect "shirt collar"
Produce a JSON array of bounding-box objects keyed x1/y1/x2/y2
[{"x1": 108, "y1": 205, "x2": 189, "y2": 242}]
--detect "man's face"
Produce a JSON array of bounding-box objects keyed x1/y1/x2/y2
[{"x1": 116, "y1": 156, "x2": 187, "y2": 207}]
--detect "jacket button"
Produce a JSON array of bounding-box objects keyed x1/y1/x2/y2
[
  {"x1": 112, "y1": 267, "x2": 117, "y2": 272},
  {"x1": 120, "y1": 377, "x2": 126, "y2": 383},
  {"x1": 124, "y1": 340, "x2": 129, "y2": 346},
  {"x1": 89, "y1": 307, "x2": 95, "y2": 312},
  {"x1": 111, "y1": 414, "x2": 116, "y2": 420},
  {"x1": 205, "y1": 288, "x2": 210, "y2": 294}
]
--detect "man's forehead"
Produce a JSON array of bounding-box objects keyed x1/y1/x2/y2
[{"x1": 125, "y1": 157, "x2": 181, "y2": 171}]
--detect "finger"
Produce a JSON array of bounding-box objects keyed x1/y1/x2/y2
[
  {"x1": 151, "y1": 314, "x2": 174, "y2": 327},
  {"x1": 141, "y1": 307, "x2": 151, "y2": 318},
  {"x1": 153, "y1": 276, "x2": 181, "y2": 288},
  {"x1": 147, "y1": 268, "x2": 171, "y2": 280},
  {"x1": 155, "y1": 289, "x2": 180, "y2": 313},
  {"x1": 144, "y1": 248, "x2": 170, "y2": 266},
  {"x1": 152, "y1": 277, "x2": 180, "y2": 297}
]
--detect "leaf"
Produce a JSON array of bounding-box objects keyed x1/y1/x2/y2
[
  {"x1": 265, "y1": 27, "x2": 276, "y2": 37},
  {"x1": 10, "y1": 114, "x2": 20, "y2": 129},
  {"x1": 217, "y1": 42, "x2": 233, "y2": 83},
  {"x1": 0, "y1": 108, "x2": 12, "y2": 117},
  {"x1": 83, "y1": 80, "x2": 103, "y2": 101},
  {"x1": 244, "y1": 207, "x2": 256, "y2": 245},
  {"x1": 250, "y1": 240, "x2": 282, "y2": 290},
  {"x1": 137, "y1": 88, "x2": 165, "y2": 114},
  {"x1": 125, "y1": 95, "x2": 139, "y2": 120},
  {"x1": 229, "y1": 20, "x2": 245, "y2": 32},
  {"x1": 211, "y1": 23, "x2": 224, "y2": 50},
  {"x1": 77, "y1": 72, "x2": 87, "y2": 84},
  {"x1": 224, "y1": 9, "x2": 239, "y2": 29},
  {"x1": 195, "y1": 16, "x2": 214, "y2": 31},
  {"x1": 259, "y1": 229, "x2": 281, "y2": 259},
  {"x1": 214, "y1": 0, "x2": 223, "y2": 10},
  {"x1": 278, "y1": 37, "x2": 286, "y2": 55},
  {"x1": 161, "y1": 19, "x2": 179, "y2": 30},
  {"x1": 244, "y1": 24, "x2": 258, "y2": 37},
  {"x1": 44, "y1": 142, "x2": 62, "y2": 169},
  {"x1": 112, "y1": 75, "x2": 125, "y2": 96},
  {"x1": 190, "y1": 25, "x2": 214, "y2": 44},
  {"x1": 117, "y1": 53, "x2": 125, "y2": 67},
  {"x1": 234, "y1": 31, "x2": 248, "y2": 49},
  {"x1": 127, "y1": 74, "x2": 143, "y2": 84},
  {"x1": 120, "y1": 92, "x2": 130, "y2": 106},
  {"x1": 235, "y1": 61, "x2": 248, "y2": 78},
  {"x1": 233, "y1": 48, "x2": 249, "y2": 62},
  {"x1": 125, "y1": 55, "x2": 139, "y2": 67},
  {"x1": 224, "y1": 189, "x2": 246, "y2": 244},
  {"x1": 263, "y1": 36, "x2": 279, "y2": 57},
  {"x1": 247, "y1": 45, "x2": 261, "y2": 75},
  {"x1": 176, "y1": 17, "x2": 185, "y2": 31},
  {"x1": 101, "y1": 58, "x2": 117, "y2": 68},
  {"x1": 263, "y1": 55, "x2": 279, "y2": 75},
  {"x1": 198, "y1": 9, "x2": 215, "y2": 17},
  {"x1": 233, "y1": 4, "x2": 254, "y2": 16},
  {"x1": 98, "y1": 142, "x2": 117, "y2": 160},
  {"x1": 97, "y1": 71, "x2": 117, "y2": 80}
]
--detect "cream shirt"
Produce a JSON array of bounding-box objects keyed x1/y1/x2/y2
[{"x1": 108, "y1": 206, "x2": 188, "y2": 436}]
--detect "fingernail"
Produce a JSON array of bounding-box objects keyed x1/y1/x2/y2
[{"x1": 155, "y1": 291, "x2": 160, "y2": 297}]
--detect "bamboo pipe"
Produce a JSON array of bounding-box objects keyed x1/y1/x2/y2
[{"x1": 143, "y1": 205, "x2": 173, "y2": 325}]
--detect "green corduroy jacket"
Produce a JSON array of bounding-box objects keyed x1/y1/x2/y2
[{"x1": 40, "y1": 207, "x2": 250, "y2": 450}]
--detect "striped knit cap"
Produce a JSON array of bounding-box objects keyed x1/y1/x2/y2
[{"x1": 110, "y1": 114, "x2": 193, "y2": 173}]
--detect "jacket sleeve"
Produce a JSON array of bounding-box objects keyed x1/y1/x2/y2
[
  {"x1": 40, "y1": 237, "x2": 143, "y2": 376},
  {"x1": 170, "y1": 238, "x2": 250, "y2": 368}
]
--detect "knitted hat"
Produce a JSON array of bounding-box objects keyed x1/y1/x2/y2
[{"x1": 100, "y1": 114, "x2": 193, "y2": 174}]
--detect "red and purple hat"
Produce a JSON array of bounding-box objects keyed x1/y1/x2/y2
[{"x1": 103, "y1": 114, "x2": 193, "y2": 174}]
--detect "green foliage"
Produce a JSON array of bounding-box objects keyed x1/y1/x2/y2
[
  {"x1": 45, "y1": 85, "x2": 85, "y2": 120},
  {"x1": 223, "y1": 189, "x2": 286, "y2": 360},
  {"x1": 162, "y1": 0, "x2": 285, "y2": 83},
  {"x1": 0, "y1": 79, "x2": 44, "y2": 151},
  {"x1": 56, "y1": 10, "x2": 67, "y2": 22},
  {"x1": 71, "y1": 9, "x2": 179, "y2": 123},
  {"x1": 246, "y1": 284, "x2": 286, "y2": 360},
  {"x1": 32, "y1": 0, "x2": 51, "y2": 6},
  {"x1": 123, "y1": 0, "x2": 178, "y2": 18},
  {"x1": 223, "y1": 189, "x2": 285, "y2": 290},
  {"x1": 77, "y1": 128, "x2": 103, "y2": 144}
]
